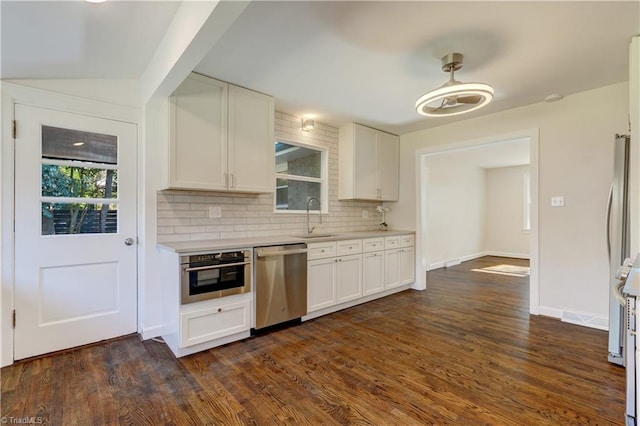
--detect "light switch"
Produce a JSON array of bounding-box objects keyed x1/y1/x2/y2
[
  {"x1": 208, "y1": 205, "x2": 222, "y2": 218},
  {"x1": 551, "y1": 196, "x2": 565, "y2": 207}
]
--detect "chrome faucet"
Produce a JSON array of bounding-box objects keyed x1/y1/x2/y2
[{"x1": 306, "y1": 197, "x2": 322, "y2": 236}]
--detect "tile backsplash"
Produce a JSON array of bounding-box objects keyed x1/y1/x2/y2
[{"x1": 157, "y1": 112, "x2": 384, "y2": 243}]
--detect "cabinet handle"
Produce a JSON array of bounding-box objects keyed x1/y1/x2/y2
[
  {"x1": 230, "y1": 174, "x2": 235, "y2": 188},
  {"x1": 218, "y1": 308, "x2": 222, "y2": 313}
]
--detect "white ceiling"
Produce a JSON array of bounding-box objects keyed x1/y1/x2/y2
[{"x1": 1, "y1": 1, "x2": 639, "y2": 137}]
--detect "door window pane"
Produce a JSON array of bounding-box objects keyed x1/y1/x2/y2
[
  {"x1": 42, "y1": 165, "x2": 118, "y2": 199},
  {"x1": 42, "y1": 125, "x2": 117, "y2": 164},
  {"x1": 41, "y1": 126, "x2": 119, "y2": 235},
  {"x1": 42, "y1": 203, "x2": 117, "y2": 235}
]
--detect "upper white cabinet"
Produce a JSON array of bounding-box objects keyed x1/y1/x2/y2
[
  {"x1": 168, "y1": 73, "x2": 274, "y2": 193},
  {"x1": 338, "y1": 123, "x2": 399, "y2": 201}
]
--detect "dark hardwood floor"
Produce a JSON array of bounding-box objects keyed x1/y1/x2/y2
[{"x1": 1, "y1": 256, "x2": 625, "y2": 425}]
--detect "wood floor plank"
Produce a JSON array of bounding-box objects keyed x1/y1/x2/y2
[{"x1": 1, "y1": 256, "x2": 626, "y2": 425}]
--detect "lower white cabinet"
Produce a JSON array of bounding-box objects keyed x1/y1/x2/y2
[
  {"x1": 180, "y1": 297, "x2": 251, "y2": 348},
  {"x1": 308, "y1": 257, "x2": 337, "y2": 312},
  {"x1": 308, "y1": 254, "x2": 363, "y2": 312},
  {"x1": 384, "y1": 235, "x2": 415, "y2": 289},
  {"x1": 307, "y1": 240, "x2": 363, "y2": 313},
  {"x1": 363, "y1": 251, "x2": 385, "y2": 295},
  {"x1": 336, "y1": 254, "x2": 363, "y2": 304},
  {"x1": 307, "y1": 235, "x2": 414, "y2": 316},
  {"x1": 384, "y1": 247, "x2": 416, "y2": 288}
]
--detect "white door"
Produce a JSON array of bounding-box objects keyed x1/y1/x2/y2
[{"x1": 14, "y1": 104, "x2": 138, "y2": 360}]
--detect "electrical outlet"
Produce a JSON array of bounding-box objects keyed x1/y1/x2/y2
[
  {"x1": 208, "y1": 205, "x2": 222, "y2": 218},
  {"x1": 362, "y1": 210, "x2": 368, "y2": 219},
  {"x1": 551, "y1": 196, "x2": 565, "y2": 207}
]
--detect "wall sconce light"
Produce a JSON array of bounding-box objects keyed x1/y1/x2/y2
[{"x1": 301, "y1": 118, "x2": 314, "y2": 132}]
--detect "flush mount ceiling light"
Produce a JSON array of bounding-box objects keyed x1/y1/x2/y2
[{"x1": 415, "y1": 53, "x2": 494, "y2": 117}]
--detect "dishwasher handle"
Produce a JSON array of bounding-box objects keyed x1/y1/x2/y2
[{"x1": 256, "y1": 248, "x2": 308, "y2": 258}]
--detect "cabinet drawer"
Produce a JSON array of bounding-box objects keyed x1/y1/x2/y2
[
  {"x1": 307, "y1": 242, "x2": 337, "y2": 260},
  {"x1": 384, "y1": 236, "x2": 401, "y2": 250},
  {"x1": 336, "y1": 239, "x2": 362, "y2": 256},
  {"x1": 180, "y1": 299, "x2": 250, "y2": 348},
  {"x1": 400, "y1": 234, "x2": 415, "y2": 248},
  {"x1": 363, "y1": 237, "x2": 384, "y2": 253}
]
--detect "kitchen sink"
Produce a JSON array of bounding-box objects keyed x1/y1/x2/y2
[{"x1": 298, "y1": 233, "x2": 333, "y2": 239}]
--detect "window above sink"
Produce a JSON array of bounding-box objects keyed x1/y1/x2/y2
[{"x1": 274, "y1": 140, "x2": 328, "y2": 214}]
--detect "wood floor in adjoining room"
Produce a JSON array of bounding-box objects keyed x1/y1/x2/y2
[{"x1": 1, "y1": 256, "x2": 625, "y2": 425}]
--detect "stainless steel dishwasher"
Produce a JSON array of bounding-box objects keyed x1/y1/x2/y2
[{"x1": 254, "y1": 243, "x2": 307, "y2": 330}]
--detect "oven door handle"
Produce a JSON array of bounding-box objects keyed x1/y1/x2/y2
[
  {"x1": 257, "y1": 248, "x2": 308, "y2": 258},
  {"x1": 183, "y1": 261, "x2": 250, "y2": 272}
]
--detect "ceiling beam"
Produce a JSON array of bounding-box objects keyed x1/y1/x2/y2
[{"x1": 140, "y1": 0, "x2": 250, "y2": 104}]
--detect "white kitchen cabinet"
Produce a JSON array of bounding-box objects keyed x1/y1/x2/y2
[
  {"x1": 384, "y1": 236, "x2": 415, "y2": 289},
  {"x1": 308, "y1": 254, "x2": 363, "y2": 311},
  {"x1": 168, "y1": 72, "x2": 274, "y2": 193},
  {"x1": 307, "y1": 240, "x2": 363, "y2": 311},
  {"x1": 363, "y1": 251, "x2": 385, "y2": 296},
  {"x1": 308, "y1": 257, "x2": 337, "y2": 312},
  {"x1": 338, "y1": 122, "x2": 399, "y2": 201},
  {"x1": 399, "y1": 246, "x2": 416, "y2": 285},
  {"x1": 336, "y1": 254, "x2": 363, "y2": 304},
  {"x1": 180, "y1": 297, "x2": 251, "y2": 348}
]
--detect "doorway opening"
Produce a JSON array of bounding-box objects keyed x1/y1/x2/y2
[{"x1": 416, "y1": 130, "x2": 539, "y2": 315}]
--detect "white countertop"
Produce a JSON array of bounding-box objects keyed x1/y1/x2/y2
[
  {"x1": 157, "y1": 230, "x2": 415, "y2": 254},
  {"x1": 623, "y1": 254, "x2": 640, "y2": 296}
]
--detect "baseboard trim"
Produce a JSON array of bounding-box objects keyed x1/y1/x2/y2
[
  {"x1": 562, "y1": 310, "x2": 608, "y2": 331},
  {"x1": 429, "y1": 251, "x2": 530, "y2": 270},
  {"x1": 538, "y1": 306, "x2": 562, "y2": 319},
  {"x1": 484, "y1": 251, "x2": 530, "y2": 260},
  {"x1": 139, "y1": 323, "x2": 163, "y2": 340}
]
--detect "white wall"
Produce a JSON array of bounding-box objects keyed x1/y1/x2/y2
[
  {"x1": 390, "y1": 82, "x2": 629, "y2": 328},
  {"x1": 424, "y1": 164, "x2": 486, "y2": 268},
  {"x1": 424, "y1": 164, "x2": 530, "y2": 269},
  {"x1": 484, "y1": 165, "x2": 530, "y2": 258}
]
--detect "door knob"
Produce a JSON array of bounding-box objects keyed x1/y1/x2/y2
[{"x1": 124, "y1": 238, "x2": 135, "y2": 246}]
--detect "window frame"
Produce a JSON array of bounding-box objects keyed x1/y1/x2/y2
[{"x1": 274, "y1": 138, "x2": 328, "y2": 214}]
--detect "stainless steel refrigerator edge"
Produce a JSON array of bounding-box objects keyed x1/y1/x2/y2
[
  {"x1": 254, "y1": 244, "x2": 308, "y2": 330},
  {"x1": 608, "y1": 134, "x2": 631, "y2": 365}
]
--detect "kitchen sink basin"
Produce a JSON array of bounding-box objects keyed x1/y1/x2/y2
[{"x1": 298, "y1": 233, "x2": 333, "y2": 239}]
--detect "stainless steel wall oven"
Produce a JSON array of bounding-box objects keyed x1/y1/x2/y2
[{"x1": 180, "y1": 249, "x2": 251, "y2": 304}]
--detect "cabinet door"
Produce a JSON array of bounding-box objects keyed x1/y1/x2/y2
[
  {"x1": 170, "y1": 74, "x2": 227, "y2": 190},
  {"x1": 336, "y1": 255, "x2": 362, "y2": 304},
  {"x1": 180, "y1": 298, "x2": 250, "y2": 348},
  {"x1": 399, "y1": 247, "x2": 415, "y2": 285},
  {"x1": 308, "y1": 258, "x2": 336, "y2": 312},
  {"x1": 385, "y1": 249, "x2": 401, "y2": 289},
  {"x1": 377, "y1": 131, "x2": 399, "y2": 201},
  {"x1": 228, "y1": 85, "x2": 275, "y2": 193},
  {"x1": 363, "y1": 251, "x2": 384, "y2": 296},
  {"x1": 353, "y1": 124, "x2": 379, "y2": 199}
]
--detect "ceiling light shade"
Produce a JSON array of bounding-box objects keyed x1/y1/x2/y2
[
  {"x1": 301, "y1": 118, "x2": 314, "y2": 131},
  {"x1": 415, "y1": 53, "x2": 494, "y2": 118}
]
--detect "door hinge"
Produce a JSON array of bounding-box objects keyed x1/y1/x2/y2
[
  {"x1": 12, "y1": 310, "x2": 16, "y2": 328},
  {"x1": 12, "y1": 120, "x2": 16, "y2": 139}
]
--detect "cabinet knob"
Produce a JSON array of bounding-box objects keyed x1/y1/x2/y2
[{"x1": 218, "y1": 308, "x2": 222, "y2": 313}]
